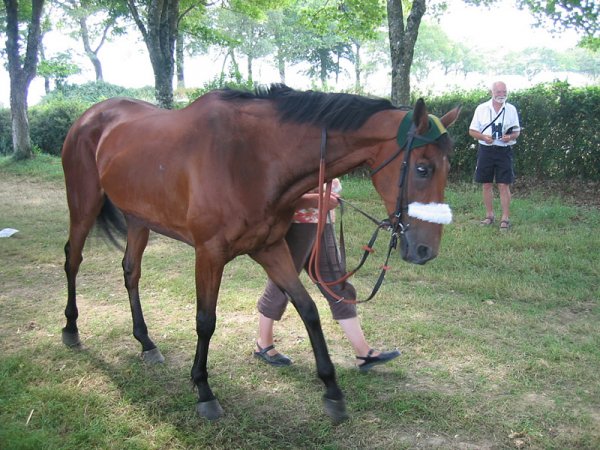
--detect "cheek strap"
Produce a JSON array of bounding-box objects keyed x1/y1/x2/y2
[{"x1": 407, "y1": 202, "x2": 453, "y2": 225}]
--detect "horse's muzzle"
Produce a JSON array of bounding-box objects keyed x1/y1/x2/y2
[{"x1": 399, "y1": 234, "x2": 437, "y2": 265}]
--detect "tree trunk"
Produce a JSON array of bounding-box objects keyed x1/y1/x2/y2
[
  {"x1": 128, "y1": 0, "x2": 179, "y2": 109},
  {"x1": 9, "y1": 81, "x2": 33, "y2": 160},
  {"x1": 319, "y1": 49, "x2": 328, "y2": 89},
  {"x1": 354, "y1": 41, "x2": 362, "y2": 93},
  {"x1": 277, "y1": 51, "x2": 286, "y2": 84},
  {"x1": 247, "y1": 55, "x2": 253, "y2": 84},
  {"x1": 176, "y1": 31, "x2": 185, "y2": 88},
  {"x1": 387, "y1": 0, "x2": 426, "y2": 106},
  {"x1": 79, "y1": 17, "x2": 104, "y2": 81},
  {"x1": 4, "y1": 0, "x2": 45, "y2": 160},
  {"x1": 40, "y1": 45, "x2": 50, "y2": 94}
]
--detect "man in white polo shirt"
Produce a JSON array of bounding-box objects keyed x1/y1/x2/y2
[{"x1": 469, "y1": 81, "x2": 521, "y2": 230}]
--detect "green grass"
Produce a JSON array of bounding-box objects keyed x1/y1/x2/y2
[{"x1": 1, "y1": 158, "x2": 599, "y2": 449}]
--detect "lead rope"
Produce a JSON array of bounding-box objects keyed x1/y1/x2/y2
[{"x1": 307, "y1": 128, "x2": 410, "y2": 304}]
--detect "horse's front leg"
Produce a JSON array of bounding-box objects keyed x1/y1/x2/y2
[
  {"x1": 252, "y1": 241, "x2": 348, "y2": 423},
  {"x1": 191, "y1": 248, "x2": 225, "y2": 421}
]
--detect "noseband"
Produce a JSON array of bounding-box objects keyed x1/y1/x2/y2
[{"x1": 310, "y1": 111, "x2": 450, "y2": 303}]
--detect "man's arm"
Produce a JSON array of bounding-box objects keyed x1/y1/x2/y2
[{"x1": 469, "y1": 128, "x2": 494, "y2": 145}]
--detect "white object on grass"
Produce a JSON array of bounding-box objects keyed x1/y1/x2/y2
[{"x1": 0, "y1": 228, "x2": 19, "y2": 238}]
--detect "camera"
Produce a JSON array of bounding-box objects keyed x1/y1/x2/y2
[{"x1": 491, "y1": 122, "x2": 503, "y2": 139}]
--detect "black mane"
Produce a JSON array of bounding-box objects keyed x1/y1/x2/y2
[{"x1": 219, "y1": 84, "x2": 400, "y2": 131}]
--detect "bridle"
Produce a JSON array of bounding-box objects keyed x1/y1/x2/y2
[{"x1": 308, "y1": 111, "x2": 449, "y2": 304}]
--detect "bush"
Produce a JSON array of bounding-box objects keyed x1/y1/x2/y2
[
  {"x1": 28, "y1": 98, "x2": 89, "y2": 156},
  {"x1": 426, "y1": 82, "x2": 600, "y2": 181},
  {"x1": 41, "y1": 81, "x2": 155, "y2": 104},
  {"x1": 1, "y1": 82, "x2": 598, "y2": 180},
  {"x1": 0, "y1": 108, "x2": 13, "y2": 156}
]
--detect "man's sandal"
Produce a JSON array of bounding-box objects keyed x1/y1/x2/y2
[
  {"x1": 500, "y1": 220, "x2": 511, "y2": 230},
  {"x1": 254, "y1": 342, "x2": 292, "y2": 367},
  {"x1": 356, "y1": 349, "x2": 401, "y2": 372},
  {"x1": 480, "y1": 216, "x2": 495, "y2": 226}
]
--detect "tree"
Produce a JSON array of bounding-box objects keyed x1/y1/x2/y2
[
  {"x1": 466, "y1": 0, "x2": 599, "y2": 51},
  {"x1": 387, "y1": 0, "x2": 426, "y2": 105},
  {"x1": 412, "y1": 22, "x2": 483, "y2": 80},
  {"x1": 213, "y1": 8, "x2": 272, "y2": 84},
  {"x1": 3, "y1": 0, "x2": 45, "y2": 160},
  {"x1": 336, "y1": 0, "x2": 386, "y2": 91},
  {"x1": 126, "y1": 1, "x2": 279, "y2": 108},
  {"x1": 273, "y1": 0, "x2": 383, "y2": 90},
  {"x1": 517, "y1": 0, "x2": 599, "y2": 49},
  {"x1": 37, "y1": 50, "x2": 81, "y2": 91},
  {"x1": 57, "y1": 0, "x2": 128, "y2": 82},
  {"x1": 126, "y1": 0, "x2": 181, "y2": 109}
]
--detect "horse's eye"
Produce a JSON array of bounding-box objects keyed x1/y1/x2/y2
[{"x1": 416, "y1": 164, "x2": 431, "y2": 178}]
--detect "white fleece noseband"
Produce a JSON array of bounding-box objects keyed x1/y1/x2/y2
[{"x1": 407, "y1": 202, "x2": 453, "y2": 224}]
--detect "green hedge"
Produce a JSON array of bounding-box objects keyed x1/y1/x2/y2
[
  {"x1": 426, "y1": 82, "x2": 600, "y2": 181},
  {"x1": 29, "y1": 98, "x2": 89, "y2": 156},
  {"x1": 1, "y1": 82, "x2": 599, "y2": 180},
  {"x1": 0, "y1": 82, "x2": 155, "y2": 156}
]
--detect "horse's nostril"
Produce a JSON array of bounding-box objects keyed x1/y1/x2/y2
[{"x1": 416, "y1": 245, "x2": 431, "y2": 261}]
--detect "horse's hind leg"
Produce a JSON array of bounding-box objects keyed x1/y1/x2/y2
[
  {"x1": 122, "y1": 219, "x2": 164, "y2": 364},
  {"x1": 62, "y1": 191, "x2": 102, "y2": 347},
  {"x1": 63, "y1": 239, "x2": 83, "y2": 347}
]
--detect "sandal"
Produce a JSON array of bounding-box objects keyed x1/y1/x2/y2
[
  {"x1": 500, "y1": 220, "x2": 511, "y2": 230},
  {"x1": 254, "y1": 342, "x2": 292, "y2": 367},
  {"x1": 480, "y1": 216, "x2": 495, "y2": 226},
  {"x1": 356, "y1": 348, "x2": 401, "y2": 372}
]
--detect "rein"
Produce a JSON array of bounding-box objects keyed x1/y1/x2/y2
[{"x1": 308, "y1": 112, "x2": 448, "y2": 304}]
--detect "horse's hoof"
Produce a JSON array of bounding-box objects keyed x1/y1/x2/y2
[
  {"x1": 62, "y1": 330, "x2": 81, "y2": 348},
  {"x1": 323, "y1": 396, "x2": 349, "y2": 424},
  {"x1": 141, "y1": 348, "x2": 165, "y2": 364},
  {"x1": 196, "y1": 399, "x2": 224, "y2": 421}
]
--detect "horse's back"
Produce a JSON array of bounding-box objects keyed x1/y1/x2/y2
[{"x1": 62, "y1": 97, "x2": 158, "y2": 169}]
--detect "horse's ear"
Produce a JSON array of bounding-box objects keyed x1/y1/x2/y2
[
  {"x1": 413, "y1": 98, "x2": 429, "y2": 134},
  {"x1": 440, "y1": 105, "x2": 462, "y2": 128}
]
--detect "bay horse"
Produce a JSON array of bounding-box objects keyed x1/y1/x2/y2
[{"x1": 61, "y1": 84, "x2": 460, "y2": 422}]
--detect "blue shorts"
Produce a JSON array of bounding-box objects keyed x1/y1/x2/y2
[{"x1": 474, "y1": 144, "x2": 515, "y2": 184}]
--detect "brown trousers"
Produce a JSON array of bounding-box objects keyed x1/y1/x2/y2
[{"x1": 257, "y1": 223, "x2": 357, "y2": 321}]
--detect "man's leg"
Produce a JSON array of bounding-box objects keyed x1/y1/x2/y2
[
  {"x1": 482, "y1": 183, "x2": 494, "y2": 220},
  {"x1": 498, "y1": 183, "x2": 511, "y2": 222}
]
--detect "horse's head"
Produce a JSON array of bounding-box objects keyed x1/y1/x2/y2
[{"x1": 371, "y1": 99, "x2": 460, "y2": 265}]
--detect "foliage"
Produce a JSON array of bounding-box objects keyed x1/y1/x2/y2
[
  {"x1": 412, "y1": 21, "x2": 485, "y2": 81},
  {"x1": 53, "y1": 0, "x2": 130, "y2": 81},
  {"x1": 0, "y1": 108, "x2": 13, "y2": 155},
  {"x1": 40, "y1": 80, "x2": 155, "y2": 104},
  {"x1": 0, "y1": 81, "x2": 154, "y2": 156},
  {"x1": 37, "y1": 51, "x2": 81, "y2": 89},
  {"x1": 183, "y1": 74, "x2": 254, "y2": 103},
  {"x1": 1, "y1": 82, "x2": 598, "y2": 180},
  {"x1": 426, "y1": 82, "x2": 600, "y2": 181},
  {"x1": 466, "y1": 0, "x2": 599, "y2": 49},
  {"x1": 259, "y1": 0, "x2": 386, "y2": 89},
  {"x1": 517, "y1": 0, "x2": 599, "y2": 41},
  {"x1": 28, "y1": 97, "x2": 89, "y2": 156}
]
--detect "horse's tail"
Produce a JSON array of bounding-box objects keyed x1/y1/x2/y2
[{"x1": 96, "y1": 195, "x2": 127, "y2": 251}]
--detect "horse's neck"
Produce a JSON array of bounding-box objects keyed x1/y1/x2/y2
[{"x1": 277, "y1": 132, "x2": 383, "y2": 207}]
